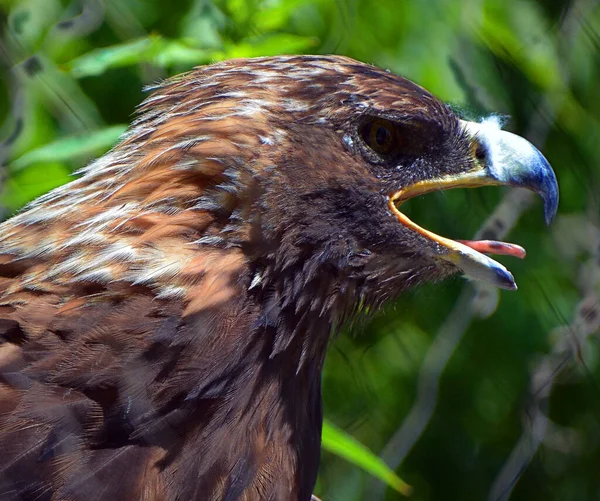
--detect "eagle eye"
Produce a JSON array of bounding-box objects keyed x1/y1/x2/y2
[{"x1": 360, "y1": 118, "x2": 397, "y2": 156}]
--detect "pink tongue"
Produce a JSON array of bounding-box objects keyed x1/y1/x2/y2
[{"x1": 457, "y1": 240, "x2": 526, "y2": 259}]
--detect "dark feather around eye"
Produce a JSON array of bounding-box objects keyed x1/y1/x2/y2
[{"x1": 360, "y1": 118, "x2": 398, "y2": 155}]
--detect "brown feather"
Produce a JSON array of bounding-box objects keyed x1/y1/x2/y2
[{"x1": 0, "y1": 55, "x2": 478, "y2": 500}]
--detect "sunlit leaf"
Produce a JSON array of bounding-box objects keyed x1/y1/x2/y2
[
  {"x1": 225, "y1": 33, "x2": 317, "y2": 58},
  {"x1": 155, "y1": 39, "x2": 219, "y2": 67},
  {"x1": 67, "y1": 37, "x2": 157, "y2": 77},
  {"x1": 321, "y1": 420, "x2": 412, "y2": 496},
  {"x1": 66, "y1": 36, "x2": 222, "y2": 77},
  {"x1": 9, "y1": 125, "x2": 127, "y2": 171},
  {"x1": 1, "y1": 162, "x2": 72, "y2": 211},
  {"x1": 253, "y1": 0, "x2": 322, "y2": 32}
]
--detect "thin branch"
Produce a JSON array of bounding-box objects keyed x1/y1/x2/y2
[
  {"x1": 488, "y1": 216, "x2": 600, "y2": 501},
  {"x1": 487, "y1": 0, "x2": 596, "y2": 497},
  {"x1": 371, "y1": 1, "x2": 592, "y2": 498},
  {"x1": 370, "y1": 189, "x2": 535, "y2": 500}
]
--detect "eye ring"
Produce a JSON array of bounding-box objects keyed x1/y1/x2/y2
[{"x1": 360, "y1": 118, "x2": 397, "y2": 155}]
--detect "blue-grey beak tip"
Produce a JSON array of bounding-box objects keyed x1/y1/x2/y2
[
  {"x1": 536, "y1": 153, "x2": 559, "y2": 226},
  {"x1": 509, "y1": 146, "x2": 558, "y2": 226},
  {"x1": 494, "y1": 265, "x2": 518, "y2": 290}
]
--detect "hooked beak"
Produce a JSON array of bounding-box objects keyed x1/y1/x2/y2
[{"x1": 388, "y1": 118, "x2": 559, "y2": 290}]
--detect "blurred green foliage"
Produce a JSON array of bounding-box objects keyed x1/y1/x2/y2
[{"x1": 1, "y1": 0, "x2": 599, "y2": 500}]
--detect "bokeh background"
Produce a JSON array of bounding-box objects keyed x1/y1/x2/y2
[{"x1": 1, "y1": 0, "x2": 599, "y2": 500}]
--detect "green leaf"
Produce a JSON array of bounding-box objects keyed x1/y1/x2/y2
[
  {"x1": 155, "y1": 39, "x2": 217, "y2": 68},
  {"x1": 226, "y1": 33, "x2": 317, "y2": 58},
  {"x1": 225, "y1": 33, "x2": 317, "y2": 58},
  {"x1": 67, "y1": 37, "x2": 157, "y2": 78},
  {"x1": 67, "y1": 36, "x2": 220, "y2": 78},
  {"x1": 1, "y1": 162, "x2": 72, "y2": 211},
  {"x1": 321, "y1": 420, "x2": 412, "y2": 496},
  {"x1": 9, "y1": 125, "x2": 127, "y2": 171},
  {"x1": 253, "y1": 0, "x2": 320, "y2": 32}
]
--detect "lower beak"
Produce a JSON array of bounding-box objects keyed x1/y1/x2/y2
[{"x1": 389, "y1": 118, "x2": 559, "y2": 290}]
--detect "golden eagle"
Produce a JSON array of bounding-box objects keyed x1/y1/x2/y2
[{"x1": 0, "y1": 55, "x2": 557, "y2": 501}]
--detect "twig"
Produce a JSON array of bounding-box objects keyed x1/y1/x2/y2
[
  {"x1": 371, "y1": 1, "x2": 592, "y2": 497},
  {"x1": 486, "y1": 0, "x2": 595, "y2": 497},
  {"x1": 53, "y1": 0, "x2": 105, "y2": 38},
  {"x1": 488, "y1": 215, "x2": 600, "y2": 501},
  {"x1": 370, "y1": 189, "x2": 535, "y2": 500}
]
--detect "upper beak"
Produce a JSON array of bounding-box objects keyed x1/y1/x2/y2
[
  {"x1": 388, "y1": 118, "x2": 559, "y2": 290},
  {"x1": 461, "y1": 119, "x2": 558, "y2": 225}
]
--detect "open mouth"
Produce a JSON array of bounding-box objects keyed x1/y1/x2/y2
[
  {"x1": 390, "y1": 189, "x2": 526, "y2": 258},
  {"x1": 386, "y1": 119, "x2": 559, "y2": 290},
  {"x1": 388, "y1": 188, "x2": 525, "y2": 290}
]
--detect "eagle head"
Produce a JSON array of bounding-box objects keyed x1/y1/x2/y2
[{"x1": 0, "y1": 55, "x2": 558, "y2": 501}]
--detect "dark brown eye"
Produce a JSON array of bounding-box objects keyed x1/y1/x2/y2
[{"x1": 360, "y1": 118, "x2": 397, "y2": 155}]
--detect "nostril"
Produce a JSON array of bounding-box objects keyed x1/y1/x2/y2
[{"x1": 475, "y1": 144, "x2": 487, "y2": 161}]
